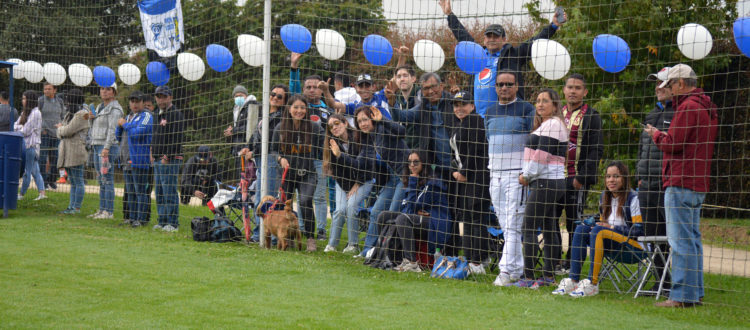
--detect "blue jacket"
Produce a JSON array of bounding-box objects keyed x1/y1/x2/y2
[
  {"x1": 371, "y1": 119, "x2": 409, "y2": 184},
  {"x1": 598, "y1": 190, "x2": 644, "y2": 237},
  {"x1": 401, "y1": 176, "x2": 451, "y2": 253},
  {"x1": 344, "y1": 89, "x2": 392, "y2": 120},
  {"x1": 484, "y1": 99, "x2": 535, "y2": 172},
  {"x1": 118, "y1": 111, "x2": 153, "y2": 169}
]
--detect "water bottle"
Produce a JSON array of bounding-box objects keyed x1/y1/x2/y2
[{"x1": 101, "y1": 157, "x2": 111, "y2": 175}]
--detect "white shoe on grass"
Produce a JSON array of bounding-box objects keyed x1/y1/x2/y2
[
  {"x1": 153, "y1": 224, "x2": 163, "y2": 230},
  {"x1": 493, "y1": 272, "x2": 516, "y2": 287},
  {"x1": 162, "y1": 224, "x2": 178, "y2": 233},
  {"x1": 468, "y1": 263, "x2": 486, "y2": 275},
  {"x1": 394, "y1": 260, "x2": 421, "y2": 272},
  {"x1": 552, "y1": 278, "x2": 578, "y2": 295},
  {"x1": 94, "y1": 211, "x2": 113, "y2": 219},
  {"x1": 342, "y1": 244, "x2": 359, "y2": 254},
  {"x1": 324, "y1": 245, "x2": 336, "y2": 253},
  {"x1": 34, "y1": 194, "x2": 47, "y2": 201},
  {"x1": 569, "y1": 279, "x2": 598, "y2": 298},
  {"x1": 87, "y1": 210, "x2": 102, "y2": 218}
]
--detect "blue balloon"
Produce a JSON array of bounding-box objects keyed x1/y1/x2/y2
[
  {"x1": 280, "y1": 24, "x2": 312, "y2": 54},
  {"x1": 734, "y1": 17, "x2": 750, "y2": 58},
  {"x1": 362, "y1": 34, "x2": 393, "y2": 66},
  {"x1": 454, "y1": 41, "x2": 487, "y2": 75},
  {"x1": 206, "y1": 44, "x2": 233, "y2": 72},
  {"x1": 146, "y1": 61, "x2": 170, "y2": 86},
  {"x1": 93, "y1": 66, "x2": 115, "y2": 87},
  {"x1": 592, "y1": 34, "x2": 631, "y2": 73}
]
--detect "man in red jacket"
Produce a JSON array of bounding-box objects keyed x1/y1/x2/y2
[{"x1": 645, "y1": 63, "x2": 718, "y2": 308}]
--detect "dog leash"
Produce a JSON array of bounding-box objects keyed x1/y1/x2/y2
[{"x1": 265, "y1": 167, "x2": 289, "y2": 216}]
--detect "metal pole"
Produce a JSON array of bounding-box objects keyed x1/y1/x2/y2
[
  {"x1": 258, "y1": 0, "x2": 272, "y2": 248},
  {"x1": 8, "y1": 66, "x2": 14, "y2": 126}
]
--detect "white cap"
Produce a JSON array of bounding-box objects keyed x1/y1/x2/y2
[
  {"x1": 647, "y1": 66, "x2": 671, "y2": 82},
  {"x1": 658, "y1": 64, "x2": 697, "y2": 88}
]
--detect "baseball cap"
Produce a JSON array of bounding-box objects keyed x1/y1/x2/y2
[
  {"x1": 197, "y1": 145, "x2": 211, "y2": 161},
  {"x1": 128, "y1": 90, "x2": 145, "y2": 101},
  {"x1": 154, "y1": 85, "x2": 172, "y2": 96},
  {"x1": 647, "y1": 66, "x2": 671, "y2": 82},
  {"x1": 452, "y1": 90, "x2": 473, "y2": 104},
  {"x1": 485, "y1": 24, "x2": 506, "y2": 37},
  {"x1": 658, "y1": 64, "x2": 697, "y2": 88},
  {"x1": 355, "y1": 74, "x2": 373, "y2": 86}
]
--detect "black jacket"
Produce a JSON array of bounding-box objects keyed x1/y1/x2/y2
[
  {"x1": 152, "y1": 105, "x2": 185, "y2": 160},
  {"x1": 271, "y1": 121, "x2": 324, "y2": 174},
  {"x1": 636, "y1": 101, "x2": 674, "y2": 188},
  {"x1": 180, "y1": 155, "x2": 222, "y2": 204},
  {"x1": 248, "y1": 109, "x2": 282, "y2": 156},
  {"x1": 566, "y1": 104, "x2": 604, "y2": 188},
  {"x1": 329, "y1": 131, "x2": 376, "y2": 192},
  {"x1": 447, "y1": 13, "x2": 557, "y2": 100},
  {"x1": 371, "y1": 119, "x2": 409, "y2": 185},
  {"x1": 449, "y1": 112, "x2": 490, "y2": 202}
]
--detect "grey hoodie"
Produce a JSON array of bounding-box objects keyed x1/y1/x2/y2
[{"x1": 90, "y1": 100, "x2": 123, "y2": 150}]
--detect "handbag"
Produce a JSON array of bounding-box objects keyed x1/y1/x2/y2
[{"x1": 430, "y1": 256, "x2": 469, "y2": 280}]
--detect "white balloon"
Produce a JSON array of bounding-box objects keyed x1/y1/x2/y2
[
  {"x1": 531, "y1": 39, "x2": 571, "y2": 80},
  {"x1": 315, "y1": 29, "x2": 346, "y2": 60},
  {"x1": 412, "y1": 40, "x2": 445, "y2": 73},
  {"x1": 237, "y1": 34, "x2": 266, "y2": 67},
  {"x1": 118, "y1": 63, "x2": 141, "y2": 85},
  {"x1": 43, "y1": 62, "x2": 67, "y2": 86},
  {"x1": 22, "y1": 61, "x2": 44, "y2": 83},
  {"x1": 678, "y1": 23, "x2": 713, "y2": 60},
  {"x1": 68, "y1": 63, "x2": 93, "y2": 87},
  {"x1": 177, "y1": 52, "x2": 205, "y2": 81},
  {"x1": 5, "y1": 58, "x2": 24, "y2": 79}
]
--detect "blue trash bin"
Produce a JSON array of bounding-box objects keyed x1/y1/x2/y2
[{"x1": 0, "y1": 132, "x2": 24, "y2": 217}]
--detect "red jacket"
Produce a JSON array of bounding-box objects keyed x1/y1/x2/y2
[{"x1": 652, "y1": 88, "x2": 718, "y2": 192}]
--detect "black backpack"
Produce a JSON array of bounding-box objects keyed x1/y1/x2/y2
[
  {"x1": 209, "y1": 216, "x2": 242, "y2": 243},
  {"x1": 191, "y1": 216, "x2": 212, "y2": 242}
]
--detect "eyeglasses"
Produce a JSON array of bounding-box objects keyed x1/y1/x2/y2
[
  {"x1": 408, "y1": 160, "x2": 421, "y2": 165},
  {"x1": 496, "y1": 82, "x2": 515, "y2": 88},
  {"x1": 270, "y1": 92, "x2": 284, "y2": 100},
  {"x1": 422, "y1": 84, "x2": 439, "y2": 91}
]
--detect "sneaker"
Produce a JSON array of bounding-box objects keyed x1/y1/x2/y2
[
  {"x1": 365, "y1": 247, "x2": 375, "y2": 259},
  {"x1": 394, "y1": 259, "x2": 421, "y2": 272},
  {"x1": 34, "y1": 194, "x2": 47, "y2": 201},
  {"x1": 342, "y1": 244, "x2": 359, "y2": 254},
  {"x1": 569, "y1": 279, "x2": 599, "y2": 298},
  {"x1": 162, "y1": 224, "x2": 178, "y2": 233},
  {"x1": 555, "y1": 263, "x2": 570, "y2": 276},
  {"x1": 306, "y1": 238, "x2": 317, "y2": 252},
  {"x1": 58, "y1": 207, "x2": 74, "y2": 214},
  {"x1": 119, "y1": 219, "x2": 133, "y2": 226},
  {"x1": 324, "y1": 245, "x2": 336, "y2": 253},
  {"x1": 94, "y1": 211, "x2": 113, "y2": 219},
  {"x1": 493, "y1": 272, "x2": 517, "y2": 287},
  {"x1": 531, "y1": 276, "x2": 555, "y2": 289},
  {"x1": 17, "y1": 194, "x2": 23, "y2": 200},
  {"x1": 88, "y1": 210, "x2": 103, "y2": 218},
  {"x1": 468, "y1": 263, "x2": 486, "y2": 275},
  {"x1": 317, "y1": 229, "x2": 327, "y2": 241},
  {"x1": 130, "y1": 221, "x2": 142, "y2": 228},
  {"x1": 62, "y1": 208, "x2": 80, "y2": 215},
  {"x1": 153, "y1": 224, "x2": 164, "y2": 230},
  {"x1": 552, "y1": 278, "x2": 578, "y2": 295},
  {"x1": 512, "y1": 278, "x2": 537, "y2": 288}
]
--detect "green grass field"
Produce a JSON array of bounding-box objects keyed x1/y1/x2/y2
[{"x1": 1, "y1": 191, "x2": 749, "y2": 328}]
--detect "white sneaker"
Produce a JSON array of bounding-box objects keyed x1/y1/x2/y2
[
  {"x1": 162, "y1": 224, "x2": 178, "y2": 233},
  {"x1": 87, "y1": 210, "x2": 102, "y2": 218},
  {"x1": 394, "y1": 259, "x2": 421, "y2": 272},
  {"x1": 153, "y1": 224, "x2": 163, "y2": 230},
  {"x1": 569, "y1": 279, "x2": 599, "y2": 298},
  {"x1": 94, "y1": 211, "x2": 113, "y2": 219},
  {"x1": 365, "y1": 247, "x2": 375, "y2": 260},
  {"x1": 342, "y1": 244, "x2": 359, "y2": 254},
  {"x1": 34, "y1": 194, "x2": 47, "y2": 201},
  {"x1": 552, "y1": 278, "x2": 578, "y2": 295},
  {"x1": 493, "y1": 272, "x2": 517, "y2": 287},
  {"x1": 468, "y1": 263, "x2": 486, "y2": 275},
  {"x1": 324, "y1": 245, "x2": 336, "y2": 253}
]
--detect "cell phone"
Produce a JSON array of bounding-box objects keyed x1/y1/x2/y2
[{"x1": 555, "y1": 6, "x2": 567, "y2": 24}]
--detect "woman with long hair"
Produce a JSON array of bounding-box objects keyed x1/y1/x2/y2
[
  {"x1": 515, "y1": 88, "x2": 569, "y2": 288},
  {"x1": 56, "y1": 89, "x2": 90, "y2": 214},
  {"x1": 353, "y1": 106, "x2": 410, "y2": 258},
  {"x1": 14, "y1": 90, "x2": 46, "y2": 200},
  {"x1": 271, "y1": 94, "x2": 324, "y2": 251},
  {"x1": 552, "y1": 161, "x2": 645, "y2": 297},
  {"x1": 323, "y1": 114, "x2": 376, "y2": 254}
]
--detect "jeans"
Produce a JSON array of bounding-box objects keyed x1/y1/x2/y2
[
  {"x1": 20, "y1": 147, "x2": 45, "y2": 195},
  {"x1": 329, "y1": 180, "x2": 374, "y2": 248},
  {"x1": 569, "y1": 225, "x2": 645, "y2": 285},
  {"x1": 252, "y1": 156, "x2": 281, "y2": 240},
  {"x1": 285, "y1": 171, "x2": 317, "y2": 238},
  {"x1": 40, "y1": 134, "x2": 59, "y2": 184},
  {"x1": 123, "y1": 169, "x2": 134, "y2": 219},
  {"x1": 665, "y1": 186, "x2": 705, "y2": 303},
  {"x1": 66, "y1": 165, "x2": 85, "y2": 209},
  {"x1": 313, "y1": 160, "x2": 328, "y2": 234},
  {"x1": 92, "y1": 145, "x2": 119, "y2": 213},
  {"x1": 361, "y1": 173, "x2": 405, "y2": 256},
  {"x1": 130, "y1": 167, "x2": 152, "y2": 223},
  {"x1": 154, "y1": 159, "x2": 182, "y2": 227}
]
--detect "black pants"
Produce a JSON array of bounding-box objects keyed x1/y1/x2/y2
[
  {"x1": 282, "y1": 170, "x2": 317, "y2": 238},
  {"x1": 523, "y1": 179, "x2": 565, "y2": 279},
  {"x1": 555, "y1": 177, "x2": 588, "y2": 263},
  {"x1": 638, "y1": 181, "x2": 671, "y2": 285},
  {"x1": 458, "y1": 197, "x2": 490, "y2": 264},
  {"x1": 378, "y1": 211, "x2": 428, "y2": 262}
]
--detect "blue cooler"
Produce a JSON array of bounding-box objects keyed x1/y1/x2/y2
[{"x1": 0, "y1": 132, "x2": 24, "y2": 217}]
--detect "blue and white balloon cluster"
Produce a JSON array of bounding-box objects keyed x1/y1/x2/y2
[{"x1": 4, "y1": 20, "x2": 749, "y2": 86}]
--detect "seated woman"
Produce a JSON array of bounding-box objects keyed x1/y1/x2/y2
[
  {"x1": 377, "y1": 150, "x2": 451, "y2": 272},
  {"x1": 552, "y1": 161, "x2": 644, "y2": 297}
]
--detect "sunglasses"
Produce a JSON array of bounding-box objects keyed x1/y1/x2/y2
[
  {"x1": 496, "y1": 82, "x2": 515, "y2": 88},
  {"x1": 270, "y1": 92, "x2": 284, "y2": 100}
]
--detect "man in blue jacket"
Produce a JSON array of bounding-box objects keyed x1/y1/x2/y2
[
  {"x1": 440, "y1": 0, "x2": 566, "y2": 116},
  {"x1": 118, "y1": 90, "x2": 153, "y2": 228}
]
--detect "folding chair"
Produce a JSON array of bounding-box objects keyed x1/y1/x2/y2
[
  {"x1": 599, "y1": 244, "x2": 649, "y2": 294},
  {"x1": 634, "y1": 236, "x2": 672, "y2": 299}
]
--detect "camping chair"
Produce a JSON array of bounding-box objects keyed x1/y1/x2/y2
[
  {"x1": 599, "y1": 242, "x2": 650, "y2": 294},
  {"x1": 633, "y1": 236, "x2": 672, "y2": 299}
]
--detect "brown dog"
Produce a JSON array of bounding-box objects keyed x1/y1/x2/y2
[{"x1": 256, "y1": 196, "x2": 302, "y2": 250}]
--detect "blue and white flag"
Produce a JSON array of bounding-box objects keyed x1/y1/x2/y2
[{"x1": 138, "y1": 0, "x2": 184, "y2": 58}]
